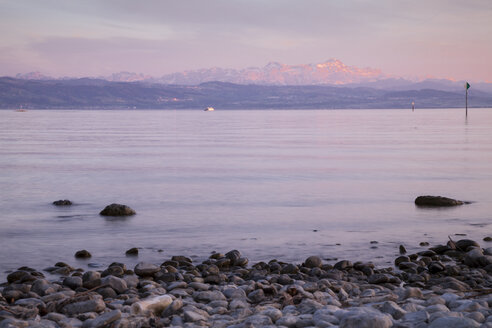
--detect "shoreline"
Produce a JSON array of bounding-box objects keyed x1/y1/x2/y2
[{"x1": 1, "y1": 237, "x2": 491, "y2": 327}]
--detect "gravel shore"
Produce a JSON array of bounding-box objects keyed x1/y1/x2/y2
[{"x1": 1, "y1": 238, "x2": 491, "y2": 328}]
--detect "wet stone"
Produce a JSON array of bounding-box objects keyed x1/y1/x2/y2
[
  {"x1": 134, "y1": 262, "x2": 160, "y2": 277},
  {"x1": 304, "y1": 256, "x2": 322, "y2": 268},
  {"x1": 248, "y1": 289, "x2": 265, "y2": 303},
  {"x1": 194, "y1": 290, "x2": 226, "y2": 303},
  {"x1": 415, "y1": 195, "x2": 464, "y2": 207},
  {"x1": 455, "y1": 239, "x2": 480, "y2": 251},
  {"x1": 101, "y1": 275, "x2": 127, "y2": 294},
  {"x1": 334, "y1": 260, "x2": 352, "y2": 270},
  {"x1": 53, "y1": 199, "x2": 72, "y2": 206},
  {"x1": 82, "y1": 271, "x2": 102, "y2": 289},
  {"x1": 339, "y1": 307, "x2": 392, "y2": 328},
  {"x1": 31, "y1": 279, "x2": 52, "y2": 297},
  {"x1": 225, "y1": 250, "x2": 241, "y2": 264},
  {"x1": 75, "y1": 250, "x2": 92, "y2": 259},
  {"x1": 63, "y1": 276, "x2": 83, "y2": 290},
  {"x1": 428, "y1": 316, "x2": 481, "y2": 328},
  {"x1": 395, "y1": 256, "x2": 410, "y2": 266},
  {"x1": 62, "y1": 296, "x2": 106, "y2": 316},
  {"x1": 82, "y1": 309, "x2": 121, "y2": 328},
  {"x1": 125, "y1": 247, "x2": 139, "y2": 256},
  {"x1": 99, "y1": 203, "x2": 136, "y2": 216}
]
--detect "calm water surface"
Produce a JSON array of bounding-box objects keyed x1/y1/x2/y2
[{"x1": 0, "y1": 108, "x2": 491, "y2": 279}]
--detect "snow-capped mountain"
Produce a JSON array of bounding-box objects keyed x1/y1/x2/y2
[
  {"x1": 104, "y1": 71, "x2": 153, "y2": 82},
  {"x1": 155, "y1": 59, "x2": 384, "y2": 85},
  {"x1": 15, "y1": 72, "x2": 53, "y2": 80}
]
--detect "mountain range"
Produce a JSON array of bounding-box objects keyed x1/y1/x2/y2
[
  {"x1": 2, "y1": 78, "x2": 492, "y2": 110},
  {"x1": 4, "y1": 59, "x2": 492, "y2": 109}
]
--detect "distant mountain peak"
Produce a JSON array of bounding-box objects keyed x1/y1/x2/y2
[
  {"x1": 105, "y1": 71, "x2": 153, "y2": 82},
  {"x1": 264, "y1": 62, "x2": 284, "y2": 70},
  {"x1": 155, "y1": 59, "x2": 385, "y2": 85},
  {"x1": 15, "y1": 71, "x2": 53, "y2": 80}
]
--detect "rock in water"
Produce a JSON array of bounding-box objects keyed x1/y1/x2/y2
[
  {"x1": 53, "y1": 199, "x2": 72, "y2": 206},
  {"x1": 125, "y1": 247, "x2": 139, "y2": 256},
  {"x1": 75, "y1": 250, "x2": 92, "y2": 258},
  {"x1": 99, "y1": 203, "x2": 136, "y2": 216},
  {"x1": 414, "y1": 196, "x2": 464, "y2": 207}
]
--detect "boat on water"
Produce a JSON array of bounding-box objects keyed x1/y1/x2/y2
[{"x1": 204, "y1": 107, "x2": 214, "y2": 111}]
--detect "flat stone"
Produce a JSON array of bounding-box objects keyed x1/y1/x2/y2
[
  {"x1": 248, "y1": 289, "x2": 265, "y2": 303},
  {"x1": 229, "y1": 299, "x2": 249, "y2": 310},
  {"x1": 183, "y1": 310, "x2": 207, "y2": 322},
  {"x1": 31, "y1": 279, "x2": 52, "y2": 296},
  {"x1": 123, "y1": 274, "x2": 139, "y2": 288},
  {"x1": 380, "y1": 301, "x2": 406, "y2": 319},
  {"x1": 53, "y1": 199, "x2": 72, "y2": 206},
  {"x1": 368, "y1": 273, "x2": 390, "y2": 284},
  {"x1": 426, "y1": 304, "x2": 450, "y2": 313},
  {"x1": 161, "y1": 298, "x2": 184, "y2": 317},
  {"x1": 14, "y1": 298, "x2": 46, "y2": 312},
  {"x1": 0, "y1": 318, "x2": 29, "y2": 328},
  {"x1": 194, "y1": 290, "x2": 226, "y2": 303},
  {"x1": 101, "y1": 275, "x2": 127, "y2": 294},
  {"x1": 415, "y1": 195, "x2": 465, "y2": 207},
  {"x1": 62, "y1": 297, "x2": 106, "y2": 315},
  {"x1": 41, "y1": 290, "x2": 75, "y2": 303},
  {"x1": 261, "y1": 307, "x2": 283, "y2": 322},
  {"x1": 82, "y1": 309, "x2": 121, "y2": 328},
  {"x1": 222, "y1": 287, "x2": 245, "y2": 300},
  {"x1": 276, "y1": 315, "x2": 298, "y2": 328},
  {"x1": 96, "y1": 287, "x2": 117, "y2": 299},
  {"x1": 134, "y1": 262, "x2": 160, "y2": 277},
  {"x1": 189, "y1": 282, "x2": 210, "y2": 291},
  {"x1": 242, "y1": 314, "x2": 273, "y2": 326},
  {"x1": 402, "y1": 310, "x2": 429, "y2": 325},
  {"x1": 403, "y1": 287, "x2": 424, "y2": 299},
  {"x1": 63, "y1": 276, "x2": 83, "y2": 290},
  {"x1": 313, "y1": 308, "x2": 340, "y2": 326},
  {"x1": 428, "y1": 316, "x2": 480, "y2": 328},
  {"x1": 339, "y1": 307, "x2": 392, "y2": 328},
  {"x1": 82, "y1": 271, "x2": 102, "y2": 289}
]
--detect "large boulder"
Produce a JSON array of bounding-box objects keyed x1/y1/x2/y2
[
  {"x1": 99, "y1": 204, "x2": 136, "y2": 216},
  {"x1": 414, "y1": 196, "x2": 465, "y2": 207}
]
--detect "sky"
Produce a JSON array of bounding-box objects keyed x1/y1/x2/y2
[{"x1": 0, "y1": 0, "x2": 491, "y2": 82}]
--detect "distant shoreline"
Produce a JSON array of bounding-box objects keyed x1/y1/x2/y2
[{"x1": 2, "y1": 77, "x2": 492, "y2": 110}]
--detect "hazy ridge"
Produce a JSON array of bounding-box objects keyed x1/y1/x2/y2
[
  {"x1": 2, "y1": 77, "x2": 492, "y2": 109},
  {"x1": 5, "y1": 59, "x2": 492, "y2": 109}
]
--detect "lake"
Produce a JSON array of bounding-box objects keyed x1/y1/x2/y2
[{"x1": 1, "y1": 108, "x2": 491, "y2": 279}]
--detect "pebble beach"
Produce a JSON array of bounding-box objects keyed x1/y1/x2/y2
[{"x1": 1, "y1": 236, "x2": 491, "y2": 328}]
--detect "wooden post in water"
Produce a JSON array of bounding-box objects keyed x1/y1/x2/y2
[
  {"x1": 465, "y1": 82, "x2": 470, "y2": 117},
  {"x1": 411, "y1": 101, "x2": 415, "y2": 112}
]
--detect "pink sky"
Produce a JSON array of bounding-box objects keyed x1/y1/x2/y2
[{"x1": 0, "y1": 0, "x2": 491, "y2": 82}]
